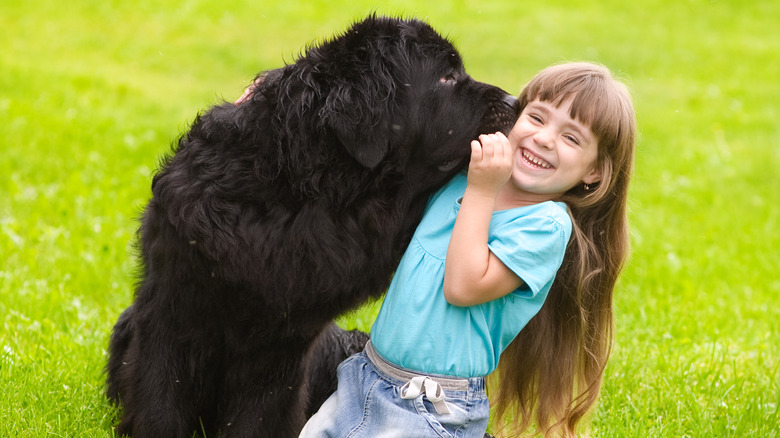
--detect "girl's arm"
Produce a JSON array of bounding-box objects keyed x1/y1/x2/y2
[{"x1": 443, "y1": 133, "x2": 524, "y2": 307}]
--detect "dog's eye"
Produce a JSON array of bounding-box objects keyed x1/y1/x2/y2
[{"x1": 439, "y1": 75, "x2": 457, "y2": 85}]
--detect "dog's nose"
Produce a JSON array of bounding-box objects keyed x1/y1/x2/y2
[{"x1": 502, "y1": 94, "x2": 518, "y2": 107}]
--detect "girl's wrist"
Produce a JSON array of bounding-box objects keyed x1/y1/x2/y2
[
  {"x1": 466, "y1": 169, "x2": 511, "y2": 199},
  {"x1": 463, "y1": 184, "x2": 500, "y2": 205}
]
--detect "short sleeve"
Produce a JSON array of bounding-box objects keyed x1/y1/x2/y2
[{"x1": 487, "y1": 205, "x2": 572, "y2": 298}]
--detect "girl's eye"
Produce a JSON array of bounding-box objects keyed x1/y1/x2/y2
[
  {"x1": 528, "y1": 114, "x2": 543, "y2": 124},
  {"x1": 564, "y1": 134, "x2": 580, "y2": 145}
]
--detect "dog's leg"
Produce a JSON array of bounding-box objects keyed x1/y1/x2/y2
[
  {"x1": 118, "y1": 348, "x2": 208, "y2": 437},
  {"x1": 219, "y1": 341, "x2": 311, "y2": 438},
  {"x1": 114, "y1": 320, "x2": 219, "y2": 438},
  {"x1": 303, "y1": 323, "x2": 369, "y2": 418},
  {"x1": 106, "y1": 305, "x2": 134, "y2": 403}
]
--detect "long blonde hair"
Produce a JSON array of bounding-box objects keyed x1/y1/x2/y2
[{"x1": 490, "y1": 62, "x2": 637, "y2": 437}]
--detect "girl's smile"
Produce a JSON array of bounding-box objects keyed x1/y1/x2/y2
[{"x1": 519, "y1": 147, "x2": 553, "y2": 170}]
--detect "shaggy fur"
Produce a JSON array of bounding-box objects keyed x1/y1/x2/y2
[{"x1": 106, "y1": 15, "x2": 517, "y2": 438}]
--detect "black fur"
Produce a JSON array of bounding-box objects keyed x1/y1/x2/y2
[{"x1": 107, "y1": 15, "x2": 517, "y2": 438}]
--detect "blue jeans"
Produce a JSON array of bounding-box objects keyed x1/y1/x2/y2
[{"x1": 300, "y1": 342, "x2": 489, "y2": 438}]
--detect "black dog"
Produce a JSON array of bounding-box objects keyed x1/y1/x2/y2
[{"x1": 107, "y1": 15, "x2": 517, "y2": 437}]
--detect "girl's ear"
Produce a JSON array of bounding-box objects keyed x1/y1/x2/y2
[{"x1": 582, "y1": 167, "x2": 601, "y2": 185}]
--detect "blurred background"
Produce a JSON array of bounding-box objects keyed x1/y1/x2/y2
[{"x1": 1, "y1": 0, "x2": 778, "y2": 436}]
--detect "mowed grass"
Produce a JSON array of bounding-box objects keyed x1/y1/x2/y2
[{"x1": 1, "y1": 0, "x2": 778, "y2": 436}]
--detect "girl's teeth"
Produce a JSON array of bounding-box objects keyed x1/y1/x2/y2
[{"x1": 524, "y1": 150, "x2": 551, "y2": 168}]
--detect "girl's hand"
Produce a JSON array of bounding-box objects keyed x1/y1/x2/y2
[{"x1": 467, "y1": 132, "x2": 514, "y2": 196}]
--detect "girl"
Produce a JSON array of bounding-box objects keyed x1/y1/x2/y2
[{"x1": 300, "y1": 62, "x2": 636, "y2": 437}]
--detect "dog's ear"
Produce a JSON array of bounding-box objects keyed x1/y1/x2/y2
[{"x1": 323, "y1": 78, "x2": 394, "y2": 169}]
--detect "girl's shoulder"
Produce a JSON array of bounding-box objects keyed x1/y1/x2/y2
[
  {"x1": 534, "y1": 201, "x2": 571, "y2": 229},
  {"x1": 440, "y1": 171, "x2": 468, "y2": 196},
  {"x1": 424, "y1": 172, "x2": 468, "y2": 210},
  {"x1": 495, "y1": 200, "x2": 572, "y2": 234}
]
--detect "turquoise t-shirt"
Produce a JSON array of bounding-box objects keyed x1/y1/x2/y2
[{"x1": 370, "y1": 173, "x2": 572, "y2": 377}]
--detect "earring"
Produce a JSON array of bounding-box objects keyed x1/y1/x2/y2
[{"x1": 584, "y1": 183, "x2": 591, "y2": 191}]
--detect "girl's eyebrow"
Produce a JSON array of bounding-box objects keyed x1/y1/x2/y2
[
  {"x1": 565, "y1": 121, "x2": 594, "y2": 143},
  {"x1": 525, "y1": 101, "x2": 549, "y2": 113}
]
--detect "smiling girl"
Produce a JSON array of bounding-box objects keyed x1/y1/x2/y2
[{"x1": 300, "y1": 62, "x2": 637, "y2": 437}]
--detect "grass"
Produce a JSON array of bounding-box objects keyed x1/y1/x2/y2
[{"x1": 1, "y1": 0, "x2": 778, "y2": 436}]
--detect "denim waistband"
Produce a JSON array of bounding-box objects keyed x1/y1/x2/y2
[{"x1": 364, "y1": 341, "x2": 483, "y2": 392}]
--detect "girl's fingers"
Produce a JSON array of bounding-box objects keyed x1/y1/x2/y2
[
  {"x1": 499, "y1": 133, "x2": 515, "y2": 164},
  {"x1": 493, "y1": 132, "x2": 507, "y2": 157},
  {"x1": 479, "y1": 134, "x2": 493, "y2": 159},
  {"x1": 473, "y1": 132, "x2": 513, "y2": 168},
  {"x1": 494, "y1": 135, "x2": 506, "y2": 160},
  {"x1": 470, "y1": 140, "x2": 483, "y2": 163}
]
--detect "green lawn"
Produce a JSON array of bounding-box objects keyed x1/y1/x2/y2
[{"x1": 1, "y1": 0, "x2": 778, "y2": 436}]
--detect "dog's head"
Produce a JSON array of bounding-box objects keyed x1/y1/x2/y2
[{"x1": 249, "y1": 15, "x2": 518, "y2": 195}]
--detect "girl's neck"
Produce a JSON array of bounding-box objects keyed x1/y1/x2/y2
[{"x1": 493, "y1": 184, "x2": 558, "y2": 211}]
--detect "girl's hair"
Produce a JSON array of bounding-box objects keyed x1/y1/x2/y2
[{"x1": 490, "y1": 62, "x2": 636, "y2": 437}]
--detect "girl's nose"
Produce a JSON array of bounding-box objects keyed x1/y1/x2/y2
[{"x1": 533, "y1": 128, "x2": 555, "y2": 149}]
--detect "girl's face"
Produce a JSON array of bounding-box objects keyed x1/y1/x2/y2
[{"x1": 505, "y1": 98, "x2": 601, "y2": 202}]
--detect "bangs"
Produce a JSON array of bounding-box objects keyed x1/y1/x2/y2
[{"x1": 519, "y1": 63, "x2": 634, "y2": 153}]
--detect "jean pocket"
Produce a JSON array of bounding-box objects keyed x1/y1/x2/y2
[{"x1": 410, "y1": 395, "x2": 455, "y2": 438}]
